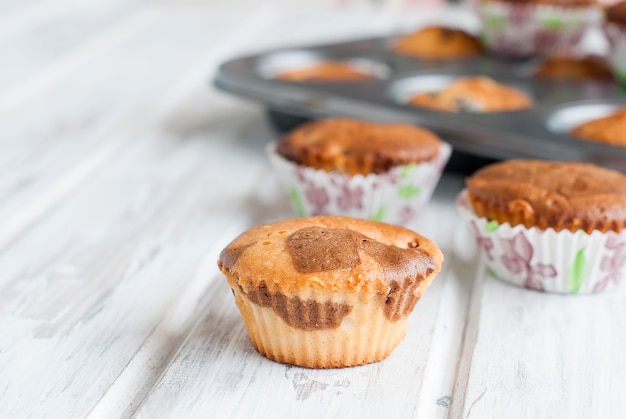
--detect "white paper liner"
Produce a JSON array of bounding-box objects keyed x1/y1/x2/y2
[
  {"x1": 456, "y1": 190, "x2": 626, "y2": 294},
  {"x1": 605, "y1": 23, "x2": 626, "y2": 86},
  {"x1": 477, "y1": 2, "x2": 598, "y2": 57},
  {"x1": 266, "y1": 141, "x2": 451, "y2": 227}
]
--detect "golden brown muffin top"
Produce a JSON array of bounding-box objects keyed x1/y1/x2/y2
[
  {"x1": 275, "y1": 61, "x2": 375, "y2": 82},
  {"x1": 276, "y1": 118, "x2": 442, "y2": 175},
  {"x1": 218, "y1": 215, "x2": 443, "y2": 297},
  {"x1": 393, "y1": 26, "x2": 483, "y2": 60},
  {"x1": 408, "y1": 76, "x2": 533, "y2": 113},
  {"x1": 534, "y1": 55, "x2": 613, "y2": 81},
  {"x1": 466, "y1": 160, "x2": 626, "y2": 233},
  {"x1": 570, "y1": 107, "x2": 626, "y2": 146},
  {"x1": 606, "y1": 1, "x2": 626, "y2": 24}
]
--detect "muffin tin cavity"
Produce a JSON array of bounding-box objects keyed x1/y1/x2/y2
[
  {"x1": 256, "y1": 50, "x2": 391, "y2": 81},
  {"x1": 547, "y1": 101, "x2": 626, "y2": 135}
]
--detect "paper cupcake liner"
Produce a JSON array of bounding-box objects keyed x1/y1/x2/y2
[
  {"x1": 456, "y1": 190, "x2": 626, "y2": 294},
  {"x1": 265, "y1": 141, "x2": 451, "y2": 227},
  {"x1": 604, "y1": 23, "x2": 626, "y2": 87},
  {"x1": 477, "y1": 2, "x2": 598, "y2": 57},
  {"x1": 228, "y1": 280, "x2": 408, "y2": 368}
]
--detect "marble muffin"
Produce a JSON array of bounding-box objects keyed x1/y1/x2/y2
[
  {"x1": 459, "y1": 159, "x2": 626, "y2": 293},
  {"x1": 533, "y1": 55, "x2": 613, "y2": 81},
  {"x1": 217, "y1": 215, "x2": 443, "y2": 368},
  {"x1": 393, "y1": 26, "x2": 483, "y2": 60}
]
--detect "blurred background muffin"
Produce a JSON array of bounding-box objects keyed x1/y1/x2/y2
[
  {"x1": 393, "y1": 25, "x2": 483, "y2": 59},
  {"x1": 570, "y1": 106, "x2": 626, "y2": 145},
  {"x1": 476, "y1": 0, "x2": 600, "y2": 58},
  {"x1": 532, "y1": 55, "x2": 614, "y2": 80},
  {"x1": 266, "y1": 118, "x2": 451, "y2": 226},
  {"x1": 408, "y1": 76, "x2": 533, "y2": 112},
  {"x1": 275, "y1": 60, "x2": 378, "y2": 81}
]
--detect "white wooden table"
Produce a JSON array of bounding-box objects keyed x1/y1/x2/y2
[{"x1": 1, "y1": 1, "x2": 623, "y2": 418}]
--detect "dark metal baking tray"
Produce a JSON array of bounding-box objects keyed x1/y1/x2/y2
[{"x1": 213, "y1": 35, "x2": 626, "y2": 172}]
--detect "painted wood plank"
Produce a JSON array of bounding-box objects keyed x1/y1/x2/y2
[
  {"x1": 0, "y1": 7, "x2": 280, "y2": 252},
  {"x1": 0, "y1": 101, "x2": 278, "y2": 418}
]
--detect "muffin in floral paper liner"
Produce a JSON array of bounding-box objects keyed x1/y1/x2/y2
[
  {"x1": 457, "y1": 159, "x2": 626, "y2": 294},
  {"x1": 266, "y1": 118, "x2": 451, "y2": 227},
  {"x1": 476, "y1": 0, "x2": 599, "y2": 58},
  {"x1": 605, "y1": 1, "x2": 626, "y2": 86}
]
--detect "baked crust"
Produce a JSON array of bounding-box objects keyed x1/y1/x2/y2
[
  {"x1": 408, "y1": 77, "x2": 533, "y2": 113},
  {"x1": 393, "y1": 26, "x2": 483, "y2": 60},
  {"x1": 606, "y1": 1, "x2": 626, "y2": 24},
  {"x1": 466, "y1": 159, "x2": 626, "y2": 233},
  {"x1": 570, "y1": 107, "x2": 626, "y2": 146},
  {"x1": 276, "y1": 118, "x2": 442, "y2": 175}
]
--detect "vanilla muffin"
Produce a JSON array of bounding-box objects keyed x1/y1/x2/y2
[
  {"x1": 393, "y1": 26, "x2": 483, "y2": 60},
  {"x1": 217, "y1": 215, "x2": 444, "y2": 368},
  {"x1": 267, "y1": 119, "x2": 451, "y2": 226},
  {"x1": 570, "y1": 107, "x2": 626, "y2": 146},
  {"x1": 275, "y1": 61, "x2": 376, "y2": 82},
  {"x1": 408, "y1": 77, "x2": 533, "y2": 113},
  {"x1": 457, "y1": 159, "x2": 626, "y2": 293}
]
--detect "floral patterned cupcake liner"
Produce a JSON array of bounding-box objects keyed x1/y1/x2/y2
[
  {"x1": 456, "y1": 190, "x2": 626, "y2": 294},
  {"x1": 266, "y1": 141, "x2": 451, "y2": 227},
  {"x1": 604, "y1": 23, "x2": 626, "y2": 87},
  {"x1": 477, "y1": 2, "x2": 598, "y2": 58}
]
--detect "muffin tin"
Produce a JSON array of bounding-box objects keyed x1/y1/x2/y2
[{"x1": 213, "y1": 34, "x2": 626, "y2": 171}]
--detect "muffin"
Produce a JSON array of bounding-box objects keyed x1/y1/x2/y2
[
  {"x1": 217, "y1": 215, "x2": 444, "y2": 368},
  {"x1": 393, "y1": 26, "x2": 483, "y2": 60},
  {"x1": 275, "y1": 61, "x2": 377, "y2": 82},
  {"x1": 570, "y1": 107, "x2": 626, "y2": 145},
  {"x1": 605, "y1": 1, "x2": 626, "y2": 86},
  {"x1": 457, "y1": 159, "x2": 626, "y2": 293},
  {"x1": 408, "y1": 77, "x2": 533, "y2": 112},
  {"x1": 476, "y1": 0, "x2": 599, "y2": 58},
  {"x1": 533, "y1": 55, "x2": 614, "y2": 81},
  {"x1": 266, "y1": 118, "x2": 451, "y2": 226}
]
